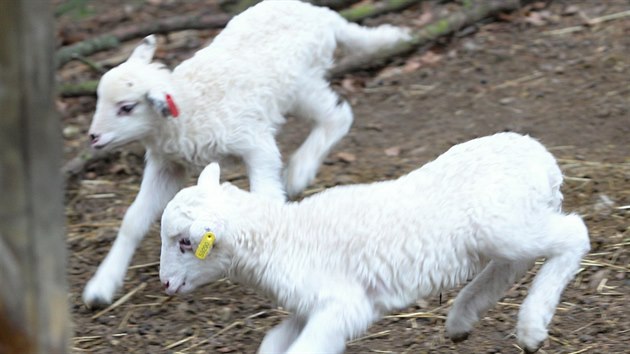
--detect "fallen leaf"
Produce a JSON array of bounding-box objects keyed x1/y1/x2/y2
[
  {"x1": 563, "y1": 5, "x2": 579, "y2": 16},
  {"x1": 414, "y1": 10, "x2": 433, "y2": 27},
  {"x1": 419, "y1": 51, "x2": 443, "y2": 65},
  {"x1": 531, "y1": 1, "x2": 548, "y2": 10},
  {"x1": 341, "y1": 77, "x2": 359, "y2": 93},
  {"x1": 524, "y1": 11, "x2": 546, "y2": 26},
  {"x1": 375, "y1": 66, "x2": 404, "y2": 80},
  {"x1": 402, "y1": 58, "x2": 422, "y2": 73},
  {"x1": 109, "y1": 163, "x2": 130, "y2": 175}
]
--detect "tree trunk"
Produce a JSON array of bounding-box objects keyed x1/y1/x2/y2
[{"x1": 0, "y1": 1, "x2": 69, "y2": 353}]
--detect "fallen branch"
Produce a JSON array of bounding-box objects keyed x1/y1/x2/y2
[
  {"x1": 339, "y1": 0, "x2": 423, "y2": 22},
  {"x1": 544, "y1": 9, "x2": 630, "y2": 36},
  {"x1": 59, "y1": 80, "x2": 98, "y2": 98},
  {"x1": 330, "y1": 0, "x2": 528, "y2": 78},
  {"x1": 56, "y1": 12, "x2": 231, "y2": 68}
]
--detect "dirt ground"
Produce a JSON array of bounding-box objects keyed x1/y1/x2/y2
[{"x1": 58, "y1": 1, "x2": 629, "y2": 353}]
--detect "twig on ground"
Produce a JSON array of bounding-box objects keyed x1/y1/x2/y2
[
  {"x1": 347, "y1": 330, "x2": 391, "y2": 345},
  {"x1": 544, "y1": 9, "x2": 630, "y2": 36},
  {"x1": 70, "y1": 54, "x2": 106, "y2": 74},
  {"x1": 91, "y1": 282, "x2": 147, "y2": 319},
  {"x1": 165, "y1": 335, "x2": 195, "y2": 350}
]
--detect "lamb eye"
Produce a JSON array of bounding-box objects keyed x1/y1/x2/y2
[
  {"x1": 179, "y1": 238, "x2": 192, "y2": 253},
  {"x1": 118, "y1": 103, "x2": 137, "y2": 116}
]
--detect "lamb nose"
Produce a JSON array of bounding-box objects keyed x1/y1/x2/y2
[
  {"x1": 164, "y1": 281, "x2": 170, "y2": 290},
  {"x1": 89, "y1": 133, "x2": 99, "y2": 143}
]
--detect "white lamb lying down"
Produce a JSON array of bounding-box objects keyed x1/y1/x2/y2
[
  {"x1": 159, "y1": 133, "x2": 590, "y2": 354},
  {"x1": 82, "y1": 0, "x2": 410, "y2": 307}
]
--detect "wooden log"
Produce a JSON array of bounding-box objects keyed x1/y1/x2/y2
[{"x1": 0, "y1": 1, "x2": 69, "y2": 353}]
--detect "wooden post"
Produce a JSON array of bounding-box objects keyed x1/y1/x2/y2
[{"x1": 0, "y1": 1, "x2": 69, "y2": 353}]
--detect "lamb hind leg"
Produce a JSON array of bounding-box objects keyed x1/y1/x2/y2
[
  {"x1": 243, "y1": 134, "x2": 286, "y2": 202},
  {"x1": 285, "y1": 79, "x2": 353, "y2": 197},
  {"x1": 446, "y1": 260, "x2": 532, "y2": 342},
  {"x1": 516, "y1": 214, "x2": 590, "y2": 353}
]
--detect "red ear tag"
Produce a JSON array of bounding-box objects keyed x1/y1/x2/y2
[{"x1": 165, "y1": 94, "x2": 179, "y2": 118}]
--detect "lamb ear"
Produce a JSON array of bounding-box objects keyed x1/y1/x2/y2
[
  {"x1": 198, "y1": 163, "x2": 221, "y2": 189},
  {"x1": 128, "y1": 35, "x2": 156, "y2": 64},
  {"x1": 146, "y1": 88, "x2": 179, "y2": 118}
]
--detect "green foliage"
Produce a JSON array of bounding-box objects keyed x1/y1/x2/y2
[{"x1": 425, "y1": 18, "x2": 450, "y2": 37}]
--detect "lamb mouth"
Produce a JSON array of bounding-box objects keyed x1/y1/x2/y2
[{"x1": 92, "y1": 139, "x2": 112, "y2": 150}]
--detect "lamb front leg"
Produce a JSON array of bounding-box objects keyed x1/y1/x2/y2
[
  {"x1": 258, "y1": 315, "x2": 305, "y2": 354},
  {"x1": 286, "y1": 297, "x2": 375, "y2": 354},
  {"x1": 82, "y1": 157, "x2": 186, "y2": 308}
]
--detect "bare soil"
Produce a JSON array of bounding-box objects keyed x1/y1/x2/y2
[{"x1": 59, "y1": 1, "x2": 629, "y2": 353}]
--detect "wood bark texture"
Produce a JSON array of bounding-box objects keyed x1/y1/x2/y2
[{"x1": 0, "y1": 1, "x2": 69, "y2": 353}]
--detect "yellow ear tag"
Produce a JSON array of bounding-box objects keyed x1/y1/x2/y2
[{"x1": 194, "y1": 231, "x2": 216, "y2": 260}]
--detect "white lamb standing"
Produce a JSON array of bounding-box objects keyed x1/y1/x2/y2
[
  {"x1": 83, "y1": 0, "x2": 410, "y2": 307},
  {"x1": 160, "y1": 132, "x2": 590, "y2": 354}
]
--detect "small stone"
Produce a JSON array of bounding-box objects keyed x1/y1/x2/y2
[
  {"x1": 179, "y1": 327, "x2": 194, "y2": 336},
  {"x1": 463, "y1": 40, "x2": 480, "y2": 52},
  {"x1": 176, "y1": 302, "x2": 190, "y2": 313},
  {"x1": 63, "y1": 125, "x2": 81, "y2": 139},
  {"x1": 220, "y1": 306, "x2": 232, "y2": 322},
  {"x1": 336, "y1": 152, "x2": 356, "y2": 163},
  {"x1": 85, "y1": 172, "x2": 97, "y2": 180},
  {"x1": 384, "y1": 146, "x2": 401, "y2": 157},
  {"x1": 499, "y1": 97, "x2": 515, "y2": 105},
  {"x1": 579, "y1": 334, "x2": 594, "y2": 343},
  {"x1": 415, "y1": 299, "x2": 430, "y2": 308},
  {"x1": 563, "y1": 5, "x2": 579, "y2": 16}
]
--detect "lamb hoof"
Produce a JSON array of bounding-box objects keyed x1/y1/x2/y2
[
  {"x1": 84, "y1": 297, "x2": 111, "y2": 310},
  {"x1": 449, "y1": 332, "x2": 470, "y2": 343},
  {"x1": 522, "y1": 343, "x2": 543, "y2": 354}
]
